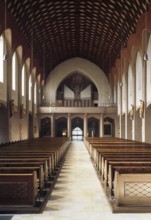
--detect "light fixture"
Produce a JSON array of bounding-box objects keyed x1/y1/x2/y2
[
  {"x1": 119, "y1": 82, "x2": 123, "y2": 87},
  {"x1": 144, "y1": 52, "x2": 148, "y2": 61},
  {"x1": 3, "y1": 54, "x2": 8, "y2": 61}
]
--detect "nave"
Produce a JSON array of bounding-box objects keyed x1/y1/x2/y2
[{"x1": 4, "y1": 141, "x2": 151, "y2": 220}]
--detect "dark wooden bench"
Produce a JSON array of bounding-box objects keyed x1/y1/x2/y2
[
  {"x1": 0, "y1": 137, "x2": 71, "y2": 213},
  {"x1": 0, "y1": 161, "x2": 46, "y2": 190},
  {"x1": 0, "y1": 171, "x2": 38, "y2": 205},
  {"x1": 0, "y1": 156, "x2": 50, "y2": 180}
]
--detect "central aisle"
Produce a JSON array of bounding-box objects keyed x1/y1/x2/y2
[
  {"x1": 44, "y1": 141, "x2": 110, "y2": 219},
  {"x1": 11, "y1": 141, "x2": 151, "y2": 220}
]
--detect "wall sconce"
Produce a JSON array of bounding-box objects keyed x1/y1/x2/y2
[
  {"x1": 3, "y1": 54, "x2": 8, "y2": 61},
  {"x1": 119, "y1": 82, "x2": 123, "y2": 87},
  {"x1": 144, "y1": 53, "x2": 148, "y2": 61}
]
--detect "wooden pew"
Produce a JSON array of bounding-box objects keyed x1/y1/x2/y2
[
  {"x1": 103, "y1": 156, "x2": 151, "y2": 186},
  {"x1": 84, "y1": 137, "x2": 151, "y2": 212},
  {"x1": 113, "y1": 166, "x2": 151, "y2": 207},
  {"x1": 0, "y1": 161, "x2": 46, "y2": 190},
  {"x1": 108, "y1": 163, "x2": 151, "y2": 196},
  {"x1": 0, "y1": 137, "x2": 71, "y2": 213},
  {"x1": 0, "y1": 172, "x2": 38, "y2": 205},
  {"x1": 94, "y1": 147, "x2": 151, "y2": 172},
  {"x1": 0, "y1": 156, "x2": 50, "y2": 181}
]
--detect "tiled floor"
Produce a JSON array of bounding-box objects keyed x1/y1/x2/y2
[{"x1": 2, "y1": 141, "x2": 151, "y2": 220}]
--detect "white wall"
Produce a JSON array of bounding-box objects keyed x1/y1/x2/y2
[{"x1": 43, "y1": 57, "x2": 112, "y2": 106}]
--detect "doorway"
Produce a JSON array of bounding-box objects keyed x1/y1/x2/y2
[
  {"x1": 72, "y1": 127, "x2": 83, "y2": 141},
  {"x1": 71, "y1": 117, "x2": 83, "y2": 141}
]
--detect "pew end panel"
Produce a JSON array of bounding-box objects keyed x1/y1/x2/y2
[
  {"x1": 114, "y1": 172, "x2": 151, "y2": 207},
  {"x1": 0, "y1": 172, "x2": 38, "y2": 206}
]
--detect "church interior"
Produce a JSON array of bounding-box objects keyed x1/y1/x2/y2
[{"x1": 1, "y1": 0, "x2": 151, "y2": 219}]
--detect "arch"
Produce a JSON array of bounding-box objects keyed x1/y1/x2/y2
[
  {"x1": 16, "y1": 45, "x2": 23, "y2": 66},
  {"x1": 40, "y1": 117, "x2": 51, "y2": 137},
  {"x1": 55, "y1": 117, "x2": 67, "y2": 137},
  {"x1": 43, "y1": 57, "x2": 112, "y2": 106},
  {"x1": 88, "y1": 117, "x2": 99, "y2": 137},
  {"x1": 3, "y1": 29, "x2": 12, "y2": 54},
  {"x1": 103, "y1": 117, "x2": 115, "y2": 137}
]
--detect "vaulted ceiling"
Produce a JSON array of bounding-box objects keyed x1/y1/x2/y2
[{"x1": 5, "y1": 0, "x2": 150, "y2": 79}]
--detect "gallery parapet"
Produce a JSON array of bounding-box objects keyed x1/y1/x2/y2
[{"x1": 38, "y1": 104, "x2": 117, "y2": 114}]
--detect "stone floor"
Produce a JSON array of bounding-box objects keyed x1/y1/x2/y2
[{"x1": 1, "y1": 141, "x2": 151, "y2": 220}]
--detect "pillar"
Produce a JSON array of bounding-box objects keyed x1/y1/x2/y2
[
  {"x1": 67, "y1": 113, "x2": 71, "y2": 138},
  {"x1": 84, "y1": 113, "x2": 87, "y2": 137},
  {"x1": 99, "y1": 114, "x2": 103, "y2": 137},
  {"x1": 51, "y1": 113, "x2": 55, "y2": 137}
]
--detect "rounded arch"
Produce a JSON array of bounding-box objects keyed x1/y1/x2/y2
[
  {"x1": 3, "y1": 29, "x2": 12, "y2": 54},
  {"x1": 43, "y1": 57, "x2": 112, "y2": 106},
  {"x1": 15, "y1": 45, "x2": 23, "y2": 65}
]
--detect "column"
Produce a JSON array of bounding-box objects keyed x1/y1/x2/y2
[
  {"x1": 67, "y1": 113, "x2": 71, "y2": 138},
  {"x1": 119, "y1": 82, "x2": 123, "y2": 138},
  {"x1": 51, "y1": 113, "x2": 55, "y2": 137},
  {"x1": 84, "y1": 113, "x2": 87, "y2": 137},
  {"x1": 142, "y1": 58, "x2": 147, "y2": 142},
  {"x1": 99, "y1": 114, "x2": 103, "y2": 137}
]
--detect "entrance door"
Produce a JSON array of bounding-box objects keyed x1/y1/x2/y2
[
  {"x1": 72, "y1": 127, "x2": 83, "y2": 141},
  {"x1": 71, "y1": 117, "x2": 83, "y2": 141}
]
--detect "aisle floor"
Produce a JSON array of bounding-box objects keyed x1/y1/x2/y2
[{"x1": 2, "y1": 141, "x2": 151, "y2": 220}]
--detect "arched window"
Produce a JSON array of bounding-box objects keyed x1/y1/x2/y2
[
  {"x1": 113, "y1": 75, "x2": 117, "y2": 104},
  {"x1": 34, "y1": 82, "x2": 37, "y2": 114},
  {"x1": 0, "y1": 36, "x2": 4, "y2": 83},
  {"x1": 21, "y1": 65, "x2": 25, "y2": 96},
  {"x1": 12, "y1": 52, "x2": 17, "y2": 91},
  {"x1": 29, "y1": 75, "x2": 32, "y2": 101},
  {"x1": 12, "y1": 51, "x2": 18, "y2": 106},
  {"x1": 117, "y1": 81, "x2": 121, "y2": 115},
  {"x1": 34, "y1": 82, "x2": 37, "y2": 105},
  {"x1": 21, "y1": 64, "x2": 27, "y2": 108},
  {"x1": 136, "y1": 52, "x2": 143, "y2": 107}
]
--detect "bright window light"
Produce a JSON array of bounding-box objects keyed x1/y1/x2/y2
[
  {"x1": 21, "y1": 65, "x2": 25, "y2": 96},
  {"x1": 29, "y1": 75, "x2": 32, "y2": 100},
  {"x1": 12, "y1": 53, "x2": 16, "y2": 90},
  {"x1": 0, "y1": 36, "x2": 4, "y2": 83}
]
